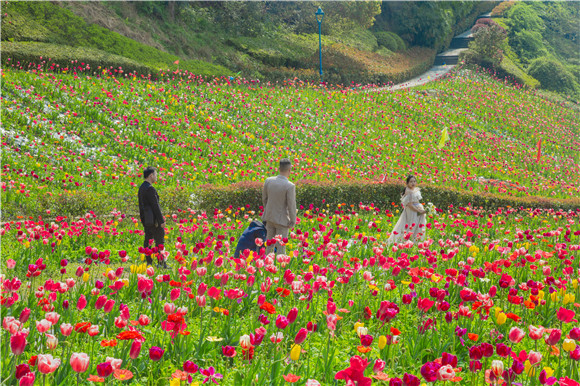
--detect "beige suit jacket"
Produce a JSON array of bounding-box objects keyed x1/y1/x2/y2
[{"x1": 262, "y1": 175, "x2": 297, "y2": 228}]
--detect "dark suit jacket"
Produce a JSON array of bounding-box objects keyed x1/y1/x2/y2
[{"x1": 138, "y1": 181, "x2": 163, "y2": 227}]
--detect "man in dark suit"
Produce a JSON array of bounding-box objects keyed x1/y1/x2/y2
[{"x1": 138, "y1": 166, "x2": 166, "y2": 266}]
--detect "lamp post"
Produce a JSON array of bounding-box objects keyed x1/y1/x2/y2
[{"x1": 315, "y1": 7, "x2": 324, "y2": 84}]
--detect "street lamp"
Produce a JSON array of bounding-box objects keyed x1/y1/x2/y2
[{"x1": 315, "y1": 7, "x2": 324, "y2": 84}]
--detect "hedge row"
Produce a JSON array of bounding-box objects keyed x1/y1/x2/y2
[
  {"x1": 4, "y1": 179, "x2": 578, "y2": 221},
  {"x1": 193, "y1": 180, "x2": 580, "y2": 213}
]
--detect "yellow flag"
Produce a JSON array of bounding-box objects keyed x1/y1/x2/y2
[{"x1": 438, "y1": 128, "x2": 449, "y2": 149}]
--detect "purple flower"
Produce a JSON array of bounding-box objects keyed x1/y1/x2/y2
[
  {"x1": 420, "y1": 361, "x2": 441, "y2": 382},
  {"x1": 200, "y1": 366, "x2": 223, "y2": 384},
  {"x1": 149, "y1": 346, "x2": 165, "y2": 361}
]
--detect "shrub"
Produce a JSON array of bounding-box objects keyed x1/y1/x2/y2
[
  {"x1": 491, "y1": 1, "x2": 517, "y2": 17},
  {"x1": 510, "y1": 30, "x2": 547, "y2": 63},
  {"x1": 528, "y1": 56, "x2": 579, "y2": 95},
  {"x1": 466, "y1": 23, "x2": 507, "y2": 68},
  {"x1": 375, "y1": 31, "x2": 405, "y2": 52}
]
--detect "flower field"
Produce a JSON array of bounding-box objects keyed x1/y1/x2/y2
[
  {"x1": 1, "y1": 64, "x2": 579, "y2": 218},
  {"x1": 1, "y1": 202, "x2": 579, "y2": 385},
  {"x1": 1, "y1": 61, "x2": 580, "y2": 385}
]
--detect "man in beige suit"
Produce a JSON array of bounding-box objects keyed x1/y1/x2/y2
[{"x1": 262, "y1": 158, "x2": 297, "y2": 255}]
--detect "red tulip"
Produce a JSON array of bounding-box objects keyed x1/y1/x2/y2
[
  {"x1": 222, "y1": 346, "x2": 236, "y2": 357},
  {"x1": 96, "y1": 362, "x2": 113, "y2": 378},
  {"x1": 545, "y1": 329, "x2": 562, "y2": 346},
  {"x1": 417, "y1": 298, "x2": 434, "y2": 312},
  {"x1": 556, "y1": 307, "x2": 575, "y2": 323},
  {"x1": 294, "y1": 328, "x2": 308, "y2": 345}
]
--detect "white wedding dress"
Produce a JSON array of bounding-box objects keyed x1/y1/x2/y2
[{"x1": 386, "y1": 188, "x2": 427, "y2": 244}]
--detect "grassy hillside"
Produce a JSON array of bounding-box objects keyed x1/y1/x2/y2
[
  {"x1": 1, "y1": 1, "x2": 490, "y2": 86},
  {"x1": 2, "y1": 64, "x2": 579, "y2": 217}
]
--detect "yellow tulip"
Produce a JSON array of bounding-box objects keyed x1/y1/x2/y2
[
  {"x1": 573, "y1": 279, "x2": 578, "y2": 290},
  {"x1": 524, "y1": 360, "x2": 536, "y2": 377},
  {"x1": 82, "y1": 272, "x2": 90, "y2": 283},
  {"x1": 494, "y1": 307, "x2": 503, "y2": 319},
  {"x1": 290, "y1": 344, "x2": 301, "y2": 361},
  {"x1": 354, "y1": 322, "x2": 365, "y2": 333},
  {"x1": 378, "y1": 335, "x2": 387, "y2": 350},
  {"x1": 496, "y1": 312, "x2": 507, "y2": 325},
  {"x1": 563, "y1": 339, "x2": 576, "y2": 352},
  {"x1": 543, "y1": 367, "x2": 554, "y2": 377},
  {"x1": 169, "y1": 378, "x2": 181, "y2": 386}
]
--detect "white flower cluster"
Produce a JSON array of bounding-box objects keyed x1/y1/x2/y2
[{"x1": 425, "y1": 202, "x2": 437, "y2": 217}]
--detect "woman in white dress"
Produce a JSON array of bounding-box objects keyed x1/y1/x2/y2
[{"x1": 387, "y1": 175, "x2": 427, "y2": 244}]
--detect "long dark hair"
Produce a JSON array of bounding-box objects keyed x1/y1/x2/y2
[{"x1": 401, "y1": 175, "x2": 415, "y2": 196}]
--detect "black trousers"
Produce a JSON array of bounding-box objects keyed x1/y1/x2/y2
[{"x1": 143, "y1": 225, "x2": 165, "y2": 265}]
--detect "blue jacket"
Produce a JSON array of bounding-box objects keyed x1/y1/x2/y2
[{"x1": 234, "y1": 221, "x2": 267, "y2": 259}]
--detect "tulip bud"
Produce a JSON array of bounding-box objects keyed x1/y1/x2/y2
[
  {"x1": 290, "y1": 344, "x2": 301, "y2": 361},
  {"x1": 491, "y1": 360, "x2": 504, "y2": 377},
  {"x1": 129, "y1": 340, "x2": 142, "y2": 359},
  {"x1": 294, "y1": 328, "x2": 308, "y2": 345}
]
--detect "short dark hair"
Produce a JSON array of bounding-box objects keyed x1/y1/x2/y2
[
  {"x1": 279, "y1": 158, "x2": 292, "y2": 172},
  {"x1": 143, "y1": 166, "x2": 156, "y2": 179}
]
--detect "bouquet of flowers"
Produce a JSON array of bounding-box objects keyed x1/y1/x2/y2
[{"x1": 425, "y1": 202, "x2": 437, "y2": 217}]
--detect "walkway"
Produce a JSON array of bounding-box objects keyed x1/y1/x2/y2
[{"x1": 370, "y1": 12, "x2": 494, "y2": 92}]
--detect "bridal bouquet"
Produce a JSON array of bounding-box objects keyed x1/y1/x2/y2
[{"x1": 425, "y1": 202, "x2": 437, "y2": 217}]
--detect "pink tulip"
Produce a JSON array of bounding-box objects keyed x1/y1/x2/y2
[
  {"x1": 373, "y1": 359, "x2": 386, "y2": 373},
  {"x1": 70, "y1": 352, "x2": 90, "y2": 373},
  {"x1": 19, "y1": 308, "x2": 31, "y2": 323},
  {"x1": 60, "y1": 323, "x2": 73, "y2": 336},
  {"x1": 95, "y1": 295, "x2": 107, "y2": 309},
  {"x1": 164, "y1": 302, "x2": 176, "y2": 314},
  {"x1": 36, "y1": 319, "x2": 51, "y2": 333},
  {"x1": 438, "y1": 364, "x2": 455, "y2": 381},
  {"x1": 528, "y1": 351, "x2": 542, "y2": 365},
  {"x1": 77, "y1": 295, "x2": 87, "y2": 311},
  {"x1": 19, "y1": 372, "x2": 35, "y2": 386},
  {"x1": 287, "y1": 307, "x2": 298, "y2": 324},
  {"x1": 37, "y1": 354, "x2": 61, "y2": 374},
  {"x1": 45, "y1": 312, "x2": 60, "y2": 325},
  {"x1": 170, "y1": 288, "x2": 181, "y2": 301},
  {"x1": 275, "y1": 315, "x2": 289, "y2": 329},
  {"x1": 87, "y1": 325, "x2": 100, "y2": 337},
  {"x1": 294, "y1": 328, "x2": 308, "y2": 345},
  {"x1": 10, "y1": 332, "x2": 27, "y2": 355},
  {"x1": 508, "y1": 327, "x2": 525, "y2": 344},
  {"x1": 103, "y1": 299, "x2": 115, "y2": 313},
  {"x1": 105, "y1": 357, "x2": 122, "y2": 370},
  {"x1": 556, "y1": 307, "x2": 575, "y2": 323},
  {"x1": 545, "y1": 329, "x2": 562, "y2": 346},
  {"x1": 46, "y1": 334, "x2": 58, "y2": 350},
  {"x1": 129, "y1": 340, "x2": 142, "y2": 359},
  {"x1": 528, "y1": 325, "x2": 545, "y2": 340},
  {"x1": 138, "y1": 314, "x2": 151, "y2": 326}
]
